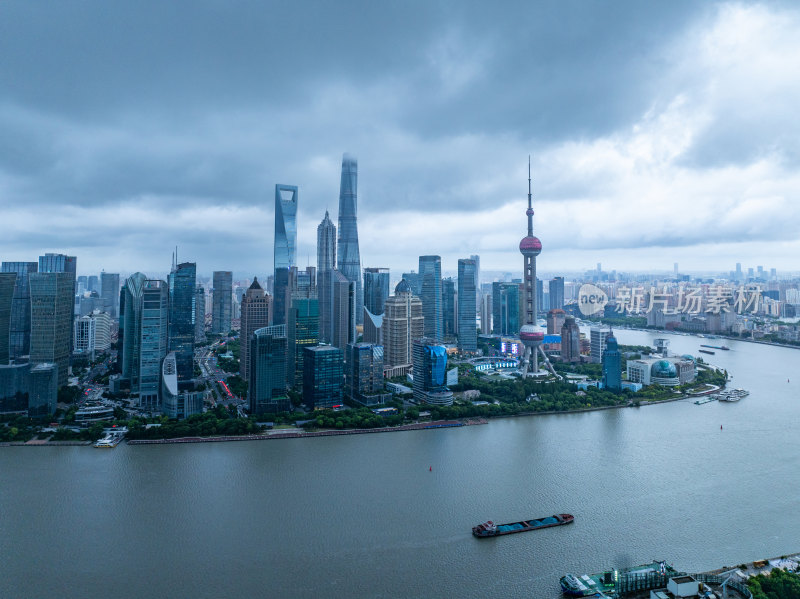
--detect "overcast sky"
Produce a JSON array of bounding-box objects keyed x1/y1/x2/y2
[{"x1": 2, "y1": 1, "x2": 799, "y2": 279}]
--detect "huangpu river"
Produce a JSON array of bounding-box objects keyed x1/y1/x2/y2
[{"x1": 2, "y1": 330, "x2": 799, "y2": 598}]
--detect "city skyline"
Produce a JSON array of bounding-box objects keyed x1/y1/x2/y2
[{"x1": 2, "y1": 2, "x2": 800, "y2": 274}]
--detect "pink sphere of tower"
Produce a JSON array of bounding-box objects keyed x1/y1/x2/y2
[{"x1": 519, "y1": 235, "x2": 542, "y2": 256}]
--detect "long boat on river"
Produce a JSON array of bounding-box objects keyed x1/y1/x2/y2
[{"x1": 472, "y1": 513, "x2": 574, "y2": 537}]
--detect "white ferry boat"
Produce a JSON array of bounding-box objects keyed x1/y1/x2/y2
[
  {"x1": 718, "y1": 388, "x2": 749, "y2": 402},
  {"x1": 93, "y1": 427, "x2": 128, "y2": 448}
]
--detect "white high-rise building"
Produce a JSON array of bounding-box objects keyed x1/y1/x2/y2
[{"x1": 74, "y1": 310, "x2": 111, "y2": 356}]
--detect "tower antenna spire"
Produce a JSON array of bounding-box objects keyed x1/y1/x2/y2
[{"x1": 526, "y1": 155, "x2": 533, "y2": 236}]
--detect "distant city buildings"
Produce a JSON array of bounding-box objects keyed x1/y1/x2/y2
[{"x1": 100, "y1": 271, "x2": 120, "y2": 319}]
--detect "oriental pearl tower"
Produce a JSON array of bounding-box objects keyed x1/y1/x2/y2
[{"x1": 519, "y1": 157, "x2": 544, "y2": 376}]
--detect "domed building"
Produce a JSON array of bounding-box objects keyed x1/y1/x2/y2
[
  {"x1": 627, "y1": 356, "x2": 696, "y2": 387},
  {"x1": 650, "y1": 360, "x2": 679, "y2": 386}
]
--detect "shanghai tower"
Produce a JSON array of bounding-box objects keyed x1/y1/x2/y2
[{"x1": 337, "y1": 153, "x2": 363, "y2": 324}]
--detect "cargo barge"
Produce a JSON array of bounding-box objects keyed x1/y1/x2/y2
[{"x1": 472, "y1": 513, "x2": 573, "y2": 537}]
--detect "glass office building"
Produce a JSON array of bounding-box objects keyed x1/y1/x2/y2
[
  {"x1": 1, "y1": 262, "x2": 37, "y2": 360},
  {"x1": 337, "y1": 154, "x2": 362, "y2": 325},
  {"x1": 457, "y1": 259, "x2": 477, "y2": 352},
  {"x1": 169, "y1": 262, "x2": 196, "y2": 382},
  {"x1": 419, "y1": 255, "x2": 442, "y2": 340}
]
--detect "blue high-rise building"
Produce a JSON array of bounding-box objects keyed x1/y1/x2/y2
[
  {"x1": 302, "y1": 345, "x2": 343, "y2": 410},
  {"x1": 363, "y1": 267, "x2": 390, "y2": 345},
  {"x1": 168, "y1": 262, "x2": 196, "y2": 382},
  {"x1": 419, "y1": 256, "x2": 442, "y2": 340},
  {"x1": 248, "y1": 324, "x2": 289, "y2": 414},
  {"x1": 275, "y1": 184, "x2": 298, "y2": 327},
  {"x1": 29, "y1": 272, "x2": 73, "y2": 386},
  {"x1": 492, "y1": 282, "x2": 521, "y2": 336},
  {"x1": 1, "y1": 261, "x2": 38, "y2": 359},
  {"x1": 412, "y1": 338, "x2": 453, "y2": 406},
  {"x1": 337, "y1": 154, "x2": 362, "y2": 325},
  {"x1": 602, "y1": 331, "x2": 622, "y2": 391},
  {"x1": 441, "y1": 278, "x2": 456, "y2": 338},
  {"x1": 211, "y1": 271, "x2": 232, "y2": 333},
  {"x1": 288, "y1": 296, "x2": 319, "y2": 389},
  {"x1": 275, "y1": 184, "x2": 298, "y2": 272},
  {"x1": 457, "y1": 259, "x2": 477, "y2": 352}
]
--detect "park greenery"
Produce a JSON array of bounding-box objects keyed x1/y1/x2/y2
[
  {"x1": 748, "y1": 568, "x2": 800, "y2": 599},
  {"x1": 126, "y1": 405, "x2": 262, "y2": 440}
]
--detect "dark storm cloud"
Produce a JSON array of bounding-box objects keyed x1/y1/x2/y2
[{"x1": 1, "y1": 1, "x2": 799, "y2": 272}]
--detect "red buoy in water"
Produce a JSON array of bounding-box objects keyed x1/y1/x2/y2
[
  {"x1": 720, "y1": 425, "x2": 723, "y2": 430},
  {"x1": 429, "y1": 466, "x2": 432, "y2": 472}
]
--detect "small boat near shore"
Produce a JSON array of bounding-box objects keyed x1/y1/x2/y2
[
  {"x1": 698, "y1": 349, "x2": 715, "y2": 355},
  {"x1": 718, "y1": 388, "x2": 748, "y2": 402},
  {"x1": 94, "y1": 427, "x2": 127, "y2": 448},
  {"x1": 472, "y1": 513, "x2": 574, "y2": 537}
]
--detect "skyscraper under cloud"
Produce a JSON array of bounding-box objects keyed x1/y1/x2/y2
[
  {"x1": 458, "y1": 259, "x2": 477, "y2": 352},
  {"x1": 212, "y1": 271, "x2": 232, "y2": 334},
  {"x1": 1, "y1": 261, "x2": 37, "y2": 359},
  {"x1": 168, "y1": 262, "x2": 196, "y2": 382},
  {"x1": 419, "y1": 255, "x2": 442, "y2": 341},
  {"x1": 274, "y1": 184, "x2": 298, "y2": 326},
  {"x1": 337, "y1": 154, "x2": 362, "y2": 325}
]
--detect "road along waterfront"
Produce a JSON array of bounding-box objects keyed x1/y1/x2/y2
[{"x1": 2, "y1": 329, "x2": 799, "y2": 599}]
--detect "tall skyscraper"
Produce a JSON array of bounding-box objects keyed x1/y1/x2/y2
[
  {"x1": 248, "y1": 324, "x2": 289, "y2": 414},
  {"x1": 161, "y1": 352, "x2": 203, "y2": 419},
  {"x1": 120, "y1": 273, "x2": 169, "y2": 408},
  {"x1": 287, "y1": 296, "x2": 318, "y2": 388},
  {"x1": 169, "y1": 262, "x2": 196, "y2": 382},
  {"x1": 0, "y1": 272, "x2": 17, "y2": 365},
  {"x1": 346, "y1": 343, "x2": 386, "y2": 405},
  {"x1": 590, "y1": 326, "x2": 611, "y2": 364},
  {"x1": 100, "y1": 271, "x2": 120, "y2": 319},
  {"x1": 549, "y1": 277, "x2": 564, "y2": 311},
  {"x1": 470, "y1": 254, "x2": 481, "y2": 308},
  {"x1": 317, "y1": 211, "x2": 337, "y2": 343},
  {"x1": 302, "y1": 345, "x2": 343, "y2": 410},
  {"x1": 240, "y1": 278, "x2": 272, "y2": 381},
  {"x1": 194, "y1": 285, "x2": 206, "y2": 342},
  {"x1": 457, "y1": 259, "x2": 477, "y2": 352},
  {"x1": 492, "y1": 282, "x2": 520, "y2": 336},
  {"x1": 401, "y1": 272, "x2": 422, "y2": 297},
  {"x1": 419, "y1": 255, "x2": 442, "y2": 340},
  {"x1": 479, "y1": 292, "x2": 492, "y2": 334},
  {"x1": 211, "y1": 271, "x2": 232, "y2": 334},
  {"x1": 1, "y1": 262, "x2": 37, "y2": 359},
  {"x1": 441, "y1": 277, "x2": 456, "y2": 339},
  {"x1": 337, "y1": 154, "x2": 363, "y2": 325},
  {"x1": 363, "y1": 267, "x2": 390, "y2": 344},
  {"x1": 412, "y1": 338, "x2": 453, "y2": 406},
  {"x1": 29, "y1": 272, "x2": 73, "y2": 386},
  {"x1": 317, "y1": 210, "x2": 336, "y2": 274},
  {"x1": 518, "y1": 159, "x2": 543, "y2": 375},
  {"x1": 38, "y1": 253, "x2": 77, "y2": 350},
  {"x1": 332, "y1": 270, "x2": 356, "y2": 351},
  {"x1": 139, "y1": 279, "x2": 169, "y2": 409},
  {"x1": 560, "y1": 316, "x2": 580, "y2": 363},
  {"x1": 383, "y1": 280, "x2": 424, "y2": 369},
  {"x1": 602, "y1": 332, "x2": 622, "y2": 390},
  {"x1": 275, "y1": 184, "x2": 298, "y2": 327},
  {"x1": 73, "y1": 311, "x2": 111, "y2": 357},
  {"x1": 275, "y1": 184, "x2": 299, "y2": 273}
]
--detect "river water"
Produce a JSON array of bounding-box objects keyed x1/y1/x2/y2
[{"x1": 2, "y1": 330, "x2": 799, "y2": 598}]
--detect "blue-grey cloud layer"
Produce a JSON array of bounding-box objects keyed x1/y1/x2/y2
[{"x1": 1, "y1": 1, "x2": 798, "y2": 275}]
